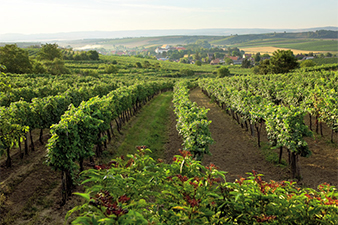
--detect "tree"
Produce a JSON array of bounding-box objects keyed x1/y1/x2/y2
[
  {"x1": 80, "y1": 52, "x2": 89, "y2": 60},
  {"x1": 0, "y1": 44, "x2": 32, "y2": 74},
  {"x1": 195, "y1": 40, "x2": 211, "y2": 48},
  {"x1": 253, "y1": 59, "x2": 270, "y2": 75},
  {"x1": 87, "y1": 50, "x2": 100, "y2": 60},
  {"x1": 74, "y1": 54, "x2": 82, "y2": 60},
  {"x1": 195, "y1": 60, "x2": 202, "y2": 66},
  {"x1": 38, "y1": 43, "x2": 63, "y2": 61},
  {"x1": 169, "y1": 52, "x2": 181, "y2": 60},
  {"x1": 31, "y1": 60, "x2": 46, "y2": 74},
  {"x1": 224, "y1": 58, "x2": 233, "y2": 65},
  {"x1": 217, "y1": 67, "x2": 230, "y2": 78},
  {"x1": 232, "y1": 51, "x2": 241, "y2": 57},
  {"x1": 43, "y1": 58, "x2": 69, "y2": 75},
  {"x1": 214, "y1": 52, "x2": 221, "y2": 59},
  {"x1": 325, "y1": 52, "x2": 332, "y2": 57},
  {"x1": 261, "y1": 53, "x2": 270, "y2": 58},
  {"x1": 253, "y1": 50, "x2": 298, "y2": 75},
  {"x1": 269, "y1": 50, "x2": 299, "y2": 74},
  {"x1": 241, "y1": 58, "x2": 252, "y2": 68},
  {"x1": 193, "y1": 52, "x2": 201, "y2": 61},
  {"x1": 254, "y1": 52, "x2": 261, "y2": 63}
]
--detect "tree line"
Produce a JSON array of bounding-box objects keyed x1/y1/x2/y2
[{"x1": 0, "y1": 44, "x2": 100, "y2": 75}]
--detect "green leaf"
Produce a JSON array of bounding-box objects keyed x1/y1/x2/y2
[{"x1": 74, "y1": 192, "x2": 90, "y2": 201}]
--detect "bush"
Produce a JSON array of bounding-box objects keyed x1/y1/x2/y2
[
  {"x1": 180, "y1": 69, "x2": 194, "y2": 76},
  {"x1": 104, "y1": 64, "x2": 119, "y2": 74},
  {"x1": 135, "y1": 62, "x2": 142, "y2": 68},
  {"x1": 300, "y1": 60, "x2": 316, "y2": 68},
  {"x1": 143, "y1": 61, "x2": 151, "y2": 68},
  {"x1": 217, "y1": 66, "x2": 230, "y2": 78}
]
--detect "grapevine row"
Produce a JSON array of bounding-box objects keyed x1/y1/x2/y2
[
  {"x1": 0, "y1": 80, "x2": 122, "y2": 167},
  {"x1": 46, "y1": 80, "x2": 173, "y2": 204},
  {"x1": 173, "y1": 81, "x2": 213, "y2": 161},
  {"x1": 198, "y1": 77, "x2": 317, "y2": 179},
  {"x1": 0, "y1": 73, "x2": 124, "y2": 106}
]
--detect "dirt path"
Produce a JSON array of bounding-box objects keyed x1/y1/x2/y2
[
  {"x1": 188, "y1": 88, "x2": 338, "y2": 188},
  {"x1": 164, "y1": 102, "x2": 184, "y2": 163},
  {"x1": 188, "y1": 88, "x2": 286, "y2": 183}
]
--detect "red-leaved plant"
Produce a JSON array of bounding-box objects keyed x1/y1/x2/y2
[{"x1": 66, "y1": 148, "x2": 338, "y2": 224}]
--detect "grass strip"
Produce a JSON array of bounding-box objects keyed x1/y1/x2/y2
[{"x1": 116, "y1": 92, "x2": 173, "y2": 159}]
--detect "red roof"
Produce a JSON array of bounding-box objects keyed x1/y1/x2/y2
[{"x1": 227, "y1": 56, "x2": 240, "y2": 61}]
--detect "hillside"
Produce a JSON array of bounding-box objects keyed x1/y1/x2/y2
[
  {"x1": 1, "y1": 29, "x2": 337, "y2": 55},
  {"x1": 55, "y1": 29, "x2": 338, "y2": 53}
]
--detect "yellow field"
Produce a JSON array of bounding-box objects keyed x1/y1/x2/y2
[{"x1": 241, "y1": 46, "x2": 334, "y2": 55}]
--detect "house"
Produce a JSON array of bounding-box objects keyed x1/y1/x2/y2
[
  {"x1": 210, "y1": 58, "x2": 225, "y2": 65},
  {"x1": 116, "y1": 51, "x2": 127, "y2": 56},
  {"x1": 161, "y1": 44, "x2": 171, "y2": 49},
  {"x1": 295, "y1": 54, "x2": 305, "y2": 60},
  {"x1": 243, "y1": 54, "x2": 252, "y2": 59},
  {"x1": 155, "y1": 47, "x2": 169, "y2": 54},
  {"x1": 175, "y1": 46, "x2": 186, "y2": 51},
  {"x1": 226, "y1": 56, "x2": 240, "y2": 61},
  {"x1": 233, "y1": 59, "x2": 243, "y2": 65},
  {"x1": 225, "y1": 56, "x2": 243, "y2": 65}
]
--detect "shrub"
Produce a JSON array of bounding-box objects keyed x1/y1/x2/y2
[
  {"x1": 104, "y1": 64, "x2": 119, "y2": 74},
  {"x1": 300, "y1": 60, "x2": 316, "y2": 68},
  {"x1": 180, "y1": 69, "x2": 194, "y2": 76},
  {"x1": 217, "y1": 66, "x2": 230, "y2": 78}
]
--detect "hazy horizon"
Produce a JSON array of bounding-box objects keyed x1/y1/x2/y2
[{"x1": 1, "y1": 0, "x2": 337, "y2": 35}]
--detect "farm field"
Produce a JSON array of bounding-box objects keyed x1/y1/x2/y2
[
  {"x1": 1, "y1": 54, "x2": 338, "y2": 223},
  {"x1": 241, "y1": 46, "x2": 312, "y2": 55}
]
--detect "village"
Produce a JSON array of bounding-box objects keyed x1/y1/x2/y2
[{"x1": 108, "y1": 43, "x2": 336, "y2": 68}]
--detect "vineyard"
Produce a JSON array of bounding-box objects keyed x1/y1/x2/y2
[{"x1": 0, "y1": 54, "x2": 337, "y2": 224}]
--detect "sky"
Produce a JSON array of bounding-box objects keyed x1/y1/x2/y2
[{"x1": 1, "y1": 0, "x2": 337, "y2": 35}]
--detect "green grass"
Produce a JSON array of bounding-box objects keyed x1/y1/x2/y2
[
  {"x1": 260, "y1": 142, "x2": 287, "y2": 167},
  {"x1": 116, "y1": 92, "x2": 173, "y2": 159},
  {"x1": 225, "y1": 38, "x2": 338, "y2": 52},
  {"x1": 273, "y1": 40, "x2": 338, "y2": 52},
  {"x1": 226, "y1": 38, "x2": 305, "y2": 48}
]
